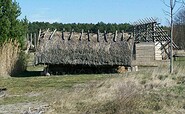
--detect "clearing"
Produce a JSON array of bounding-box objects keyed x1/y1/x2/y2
[{"x1": 0, "y1": 61, "x2": 185, "y2": 114}]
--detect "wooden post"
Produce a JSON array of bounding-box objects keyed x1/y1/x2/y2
[
  {"x1": 132, "y1": 27, "x2": 136, "y2": 60},
  {"x1": 62, "y1": 28, "x2": 65, "y2": 40},
  {"x1": 37, "y1": 29, "x2": 41, "y2": 46},
  {"x1": 68, "y1": 29, "x2": 74, "y2": 40},
  {"x1": 113, "y1": 30, "x2": 117, "y2": 42},
  {"x1": 43, "y1": 28, "x2": 49, "y2": 40},
  {"x1": 79, "y1": 29, "x2": 84, "y2": 41},
  {"x1": 87, "y1": 30, "x2": 90, "y2": 42},
  {"x1": 104, "y1": 30, "x2": 108, "y2": 42},
  {"x1": 121, "y1": 30, "x2": 124, "y2": 41},
  {"x1": 30, "y1": 33, "x2": 33, "y2": 45},
  {"x1": 34, "y1": 33, "x2": 37, "y2": 49},
  {"x1": 97, "y1": 29, "x2": 100, "y2": 42},
  {"x1": 49, "y1": 29, "x2": 57, "y2": 40},
  {"x1": 152, "y1": 22, "x2": 156, "y2": 42}
]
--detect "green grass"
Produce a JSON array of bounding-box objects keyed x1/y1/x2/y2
[
  {"x1": 174, "y1": 56, "x2": 185, "y2": 61},
  {"x1": 0, "y1": 74, "x2": 111, "y2": 94},
  {"x1": 0, "y1": 74, "x2": 111, "y2": 105},
  {"x1": 0, "y1": 95, "x2": 41, "y2": 105},
  {"x1": 1, "y1": 60, "x2": 185, "y2": 113}
]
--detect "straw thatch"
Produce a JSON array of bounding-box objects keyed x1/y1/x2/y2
[{"x1": 35, "y1": 30, "x2": 131, "y2": 66}]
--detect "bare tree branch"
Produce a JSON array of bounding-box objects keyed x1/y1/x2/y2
[
  {"x1": 162, "y1": 0, "x2": 185, "y2": 17},
  {"x1": 163, "y1": 9, "x2": 171, "y2": 17},
  {"x1": 161, "y1": 0, "x2": 171, "y2": 7},
  {"x1": 165, "y1": 17, "x2": 171, "y2": 25}
]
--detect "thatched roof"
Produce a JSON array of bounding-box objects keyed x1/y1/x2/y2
[{"x1": 35, "y1": 30, "x2": 131, "y2": 66}]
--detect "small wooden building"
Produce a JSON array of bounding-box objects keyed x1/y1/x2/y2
[{"x1": 132, "y1": 18, "x2": 178, "y2": 66}]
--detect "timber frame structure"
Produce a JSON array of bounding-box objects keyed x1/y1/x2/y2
[{"x1": 132, "y1": 18, "x2": 178, "y2": 60}]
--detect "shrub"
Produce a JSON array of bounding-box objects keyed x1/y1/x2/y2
[{"x1": 0, "y1": 40, "x2": 26, "y2": 77}]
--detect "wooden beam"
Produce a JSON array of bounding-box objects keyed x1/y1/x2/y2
[
  {"x1": 34, "y1": 33, "x2": 37, "y2": 49},
  {"x1": 62, "y1": 28, "x2": 65, "y2": 40},
  {"x1": 121, "y1": 30, "x2": 124, "y2": 41},
  {"x1": 68, "y1": 29, "x2": 74, "y2": 40},
  {"x1": 49, "y1": 29, "x2": 57, "y2": 40},
  {"x1": 97, "y1": 29, "x2": 100, "y2": 42},
  {"x1": 104, "y1": 30, "x2": 108, "y2": 42},
  {"x1": 87, "y1": 30, "x2": 90, "y2": 42},
  {"x1": 37, "y1": 29, "x2": 41, "y2": 46},
  {"x1": 113, "y1": 30, "x2": 117, "y2": 42},
  {"x1": 30, "y1": 33, "x2": 33, "y2": 44},
  {"x1": 79, "y1": 29, "x2": 84, "y2": 41}
]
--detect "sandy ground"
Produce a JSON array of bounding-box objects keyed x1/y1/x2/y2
[
  {"x1": 0, "y1": 91, "x2": 49, "y2": 114},
  {"x1": 0, "y1": 102, "x2": 49, "y2": 114}
]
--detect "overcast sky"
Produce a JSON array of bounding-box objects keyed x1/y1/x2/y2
[{"x1": 16, "y1": 0, "x2": 179, "y2": 25}]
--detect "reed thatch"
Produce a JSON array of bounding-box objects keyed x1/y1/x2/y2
[{"x1": 35, "y1": 30, "x2": 131, "y2": 66}]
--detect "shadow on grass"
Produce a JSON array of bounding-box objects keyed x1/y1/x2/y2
[
  {"x1": 12, "y1": 70, "x2": 41, "y2": 77},
  {"x1": 48, "y1": 64, "x2": 121, "y2": 75},
  {"x1": 12, "y1": 65, "x2": 125, "y2": 77},
  {"x1": 11, "y1": 65, "x2": 45, "y2": 77}
]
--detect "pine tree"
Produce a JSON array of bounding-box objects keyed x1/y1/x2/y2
[{"x1": 0, "y1": 0, "x2": 28, "y2": 47}]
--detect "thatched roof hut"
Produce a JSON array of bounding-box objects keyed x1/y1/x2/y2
[{"x1": 35, "y1": 30, "x2": 131, "y2": 67}]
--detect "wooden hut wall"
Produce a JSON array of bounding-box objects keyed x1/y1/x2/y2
[
  {"x1": 135, "y1": 42, "x2": 155, "y2": 62},
  {"x1": 155, "y1": 42, "x2": 162, "y2": 60}
]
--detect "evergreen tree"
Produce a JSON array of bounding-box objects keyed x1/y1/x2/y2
[
  {"x1": 28, "y1": 22, "x2": 133, "y2": 34},
  {"x1": 0, "y1": 0, "x2": 28, "y2": 47}
]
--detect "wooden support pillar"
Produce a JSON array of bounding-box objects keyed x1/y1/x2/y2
[
  {"x1": 49, "y1": 29, "x2": 57, "y2": 40},
  {"x1": 132, "y1": 27, "x2": 136, "y2": 60},
  {"x1": 113, "y1": 30, "x2": 117, "y2": 42},
  {"x1": 37, "y1": 29, "x2": 41, "y2": 46},
  {"x1": 30, "y1": 33, "x2": 33, "y2": 44},
  {"x1": 104, "y1": 30, "x2": 108, "y2": 42},
  {"x1": 87, "y1": 30, "x2": 90, "y2": 42},
  {"x1": 34, "y1": 33, "x2": 37, "y2": 49},
  {"x1": 62, "y1": 28, "x2": 65, "y2": 40},
  {"x1": 153, "y1": 23, "x2": 156, "y2": 42},
  {"x1": 79, "y1": 29, "x2": 84, "y2": 41},
  {"x1": 97, "y1": 29, "x2": 100, "y2": 42},
  {"x1": 68, "y1": 29, "x2": 74, "y2": 40},
  {"x1": 121, "y1": 30, "x2": 124, "y2": 41}
]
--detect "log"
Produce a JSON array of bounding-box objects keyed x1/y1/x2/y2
[
  {"x1": 97, "y1": 29, "x2": 100, "y2": 42},
  {"x1": 79, "y1": 29, "x2": 84, "y2": 41},
  {"x1": 104, "y1": 30, "x2": 108, "y2": 42},
  {"x1": 62, "y1": 28, "x2": 65, "y2": 40},
  {"x1": 113, "y1": 30, "x2": 117, "y2": 42},
  {"x1": 49, "y1": 29, "x2": 57, "y2": 40},
  {"x1": 68, "y1": 29, "x2": 74, "y2": 40}
]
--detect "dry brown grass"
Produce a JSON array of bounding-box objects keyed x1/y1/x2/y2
[
  {"x1": 44, "y1": 63, "x2": 185, "y2": 114},
  {"x1": 0, "y1": 40, "x2": 25, "y2": 77},
  {"x1": 1, "y1": 55, "x2": 185, "y2": 113},
  {"x1": 42, "y1": 76, "x2": 143, "y2": 114}
]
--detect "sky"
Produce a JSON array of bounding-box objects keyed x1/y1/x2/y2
[{"x1": 16, "y1": 0, "x2": 175, "y2": 25}]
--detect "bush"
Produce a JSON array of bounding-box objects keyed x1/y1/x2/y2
[{"x1": 0, "y1": 41, "x2": 26, "y2": 77}]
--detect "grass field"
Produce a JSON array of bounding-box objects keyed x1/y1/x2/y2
[
  {"x1": 0, "y1": 60, "x2": 185, "y2": 114},
  {"x1": 0, "y1": 74, "x2": 111, "y2": 103}
]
